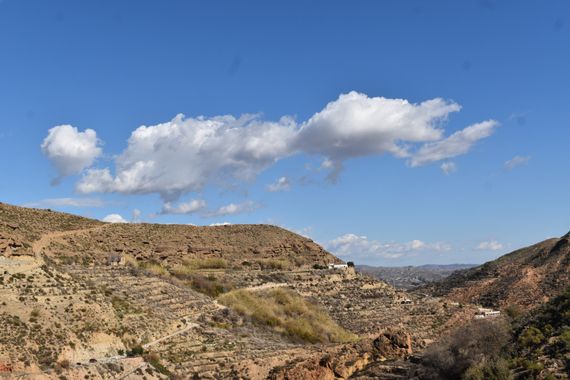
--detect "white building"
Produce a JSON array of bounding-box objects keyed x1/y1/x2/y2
[
  {"x1": 328, "y1": 263, "x2": 348, "y2": 270},
  {"x1": 475, "y1": 307, "x2": 501, "y2": 319}
]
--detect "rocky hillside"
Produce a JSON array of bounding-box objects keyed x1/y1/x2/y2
[
  {"x1": 4, "y1": 202, "x2": 561, "y2": 379},
  {"x1": 425, "y1": 232, "x2": 570, "y2": 309},
  {"x1": 0, "y1": 202, "x2": 101, "y2": 257}
]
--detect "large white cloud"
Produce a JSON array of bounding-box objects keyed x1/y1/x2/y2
[
  {"x1": 41, "y1": 125, "x2": 102, "y2": 183},
  {"x1": 43, "y1": 91, "x2": 496, "y2": 202},
  {"x1": 296, "y1": 91, "x2": 461, "y2": 161},
  {"x1": 76, "y1": 114, "x2": 297, "y2": 200},
  {"x1": 326, "y1": 233, "x2": 451, "y2": 260}
]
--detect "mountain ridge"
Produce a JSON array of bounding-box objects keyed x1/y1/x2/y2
[{"x1": 424, "y1": 232, "x2": 570, "y2": 309}]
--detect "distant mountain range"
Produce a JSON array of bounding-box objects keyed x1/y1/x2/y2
[{"x1": 357, "y1": 264, "x2": 477, "y2": 290}]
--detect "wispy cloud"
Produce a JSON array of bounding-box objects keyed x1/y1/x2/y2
[
  {"x1": 161, "y1": 199, "x2": 207, "y2": 214},
  {"x1": 326, "y1": 233, "x2": 451, "y2": 260},
  {"x1": 409, "y1": 120, "x2": 499, "y2": 167},
  {"x1": 26, "y1": 197, "x2": 107, "y2": 208},
  {"x1": 266, "y1": 176, "x2": 291, "y2": 192},
  {"x1": 205, "y1": 200, "x2": 260, "y2": 217},
  {"x1": 440, "y1": 161, "x2": 457, "y2": 175},
  {"x1": 504, "y1": 155, "x2": 530, "y2": 171},
  {"x1": 476, "y1": 240, "x2": 503, "y2": 251}
]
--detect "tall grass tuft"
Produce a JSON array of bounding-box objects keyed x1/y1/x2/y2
[{"x1": 218, "y1": 288, "x2": 356, "y2": 344}]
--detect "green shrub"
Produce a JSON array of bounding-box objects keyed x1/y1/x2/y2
[
  {"x1": 463, "y1": 358, "x2": 512, "y2": 380},
  {"x1": 560, "y1": 327, "x2": 570, "y2": 349},
  {"x1": 518, "y1": 326, "x2": 544, "y2": 347},
  {"x1": 127, "y1": 345, "x2": 144, "y2": 357}
]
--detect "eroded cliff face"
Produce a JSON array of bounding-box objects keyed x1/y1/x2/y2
[{"x1": 269, "y1": 330, "x2": 413, "y2": 380}]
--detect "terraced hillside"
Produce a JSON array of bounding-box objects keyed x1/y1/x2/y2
[
  {"x1": 425, "y1": 232, "x2": 570, "y2": 309},
  {"x1": 0, "y1": 203, "x2": 494, "y2": 379}
]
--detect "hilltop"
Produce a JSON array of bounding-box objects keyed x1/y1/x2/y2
[{"x1": 425, "y1": 232, "x2": 570, "y2": 309}]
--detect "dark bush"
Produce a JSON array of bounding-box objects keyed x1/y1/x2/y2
[
  {"x1": 127, "y1": 345, "x2": 144, "y2": 357},
  {"x1": 419, "y1": 319, "x2": 510, "y2": 379}
]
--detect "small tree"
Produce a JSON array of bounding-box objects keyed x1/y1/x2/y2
[{"x1": 518, "y1": 326, "x2": 544, "y2": 347}]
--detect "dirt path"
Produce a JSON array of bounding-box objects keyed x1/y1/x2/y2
[
  {"x1": 143, "y1": 320, "x2": 199, "y2": 349},
  {"x1": 243, "y1": 282, "x2": 290, "y2": 292},
  {"x1": 31, "y1": 225, "x2": 109, "y2": 257}
]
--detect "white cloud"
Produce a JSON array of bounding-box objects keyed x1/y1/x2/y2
[
  {"x1": 266, "y1": 176, "x2": 290, "y2": 192},
  {"x1": 25, "y1": 197, "x2": 106, "y2": 208},
  {"x1": 161, "y1": 199, "x2": 207, "y2": 214},
  {"x1": 504, "y1": 155, "x2": 530, "y2": 171},
  {"x1": 132, "y1": 209, "x2": 142, "y2": 223},
  {"x1": 409, "y1": 120, "x2": 499, "y2": 167},
  {"x1": 102, "y1": 214, "x2": 128, "y2": 223},
  {"x1": 476, "y1": 240, "x2": 503, "y2": 251},
  {"x1": 76, "y1": 114, "x2": 297, "y2": 200},
  {"x1": 47, "y1": 91, "x2": 495, "y2": 203},
  {"x1": 326, "y1": 233, "x2": 451, "y2": 260},
  {"x1": 297, "y1": 92, "x2": 460, "y2": 160},
  {"x1": 41, "y1": 125, "x2": 102, "y2": 183},
  {"x1": 209, "y1": 222, "x2": 232, "y2": 226},
  {"x1": 206, "y1": 200, "x2": 260, "y2": 217},
  {"x1": 440, "y1": 161, "x2": 457, "y2": 175}
]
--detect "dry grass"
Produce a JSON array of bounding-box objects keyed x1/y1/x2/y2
[
  {"x1": 218, "y1": 288, "x2": 356, "y2": 344},
  {"x1": 177, "y1": 258, "x2": 228, "y2": 271},
  {"x1": 123, "y1": 254, "x2": 139, "y2": 267},
  {"x1": 255, "y1": 259, "x2": 291, "y2": 271},
  {"x1": 139, "y1": 261, "x2": 168, "y2": 276}
]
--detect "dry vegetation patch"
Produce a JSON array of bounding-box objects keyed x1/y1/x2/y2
[{"x1": 218, "y1": 288, "x2": 356, "y2": 344}]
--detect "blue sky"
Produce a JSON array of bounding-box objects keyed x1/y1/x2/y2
[{"x1": 1, "y1": 0, "x2": 569, "y2": 266}]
